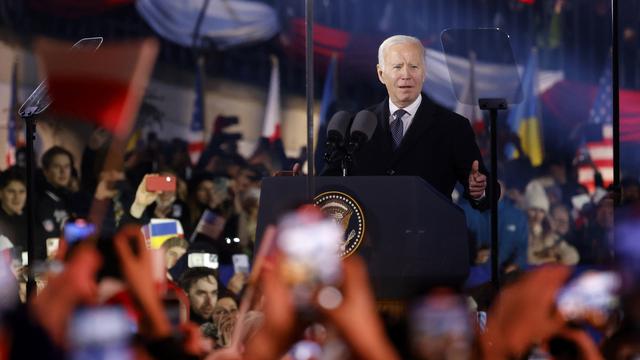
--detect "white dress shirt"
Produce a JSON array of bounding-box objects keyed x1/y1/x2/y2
[{"x1": 388, "y1": 94, "x2": 422, "y2": 135}]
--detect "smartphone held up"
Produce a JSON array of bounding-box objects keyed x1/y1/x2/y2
[
  {"x1": 276, "y1": 207, "x2": 344, "y2": 307},
  {"x1": 146, "y1": 174, "x2": 176, "y2": 192}
]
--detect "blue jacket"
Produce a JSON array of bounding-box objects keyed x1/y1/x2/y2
[{"x1": 460, "y1": 197, "x2": 529, "y2": 287}]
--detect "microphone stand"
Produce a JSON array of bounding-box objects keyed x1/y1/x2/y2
[
  {"x1": 323, "y1": 141, "x2": 349, "y2": 176},
  {"x1": 342, "y1": 135, "x2": 366, "y2": 177},
  {"x1": 479, "y1": 98, "x2": 507, "y2": 291},
  {"x1": 18, "y1": 98, "x2": 50, "y2": 300},
  {"x1": 341, "y1": 148, "x2": 350, "y2": 176}
]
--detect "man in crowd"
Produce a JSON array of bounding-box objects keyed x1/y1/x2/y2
[
  {"x1": 323, "y1": 35, "x2": 492, "y2": 209},
  {"x1": 180, "y1": 267, "x2": 219, "y2": 324},
  {"x1": 36, "y1": 146, "x2": 77, "y2": 258},
  {"x1": 462, "y1": 180, "x2": 529, "y2": 288},
  {"x1": 0, "y1": 167, "x2": 27, "y2": 256}
]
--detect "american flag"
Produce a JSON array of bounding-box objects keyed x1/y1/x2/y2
[
  {"x1": 191, "y1": 209, "x2": 226, "y2": 242},
  {"x1": 578, "y1": 58, "x2": 613, "y2": 193},
  {"x1": 188, "y1": 57, "x2": 206, "y2": 165},
  {"x1": 588, "y1": 58, "x2": 612, "y2": 125}
]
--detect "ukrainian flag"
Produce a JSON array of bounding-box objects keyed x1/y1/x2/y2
[
  {"x1": 142, "y1": 218, "x2": 184, "y2": 249},
  {"x1": 507, "y1": 48, "x2": 544, "y2": 167}
]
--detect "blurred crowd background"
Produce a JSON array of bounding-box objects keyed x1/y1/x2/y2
[{"x1": 1, "y1": 0, "x2": 640, "y2": 359}]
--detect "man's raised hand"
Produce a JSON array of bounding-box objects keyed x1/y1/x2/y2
[{"x1": 468, "y1": 160, "x2": 487, "y2": 199}]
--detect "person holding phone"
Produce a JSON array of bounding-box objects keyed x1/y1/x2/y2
[{"x1": 127, "y1": 172, "x2": 192, "y2": 236}]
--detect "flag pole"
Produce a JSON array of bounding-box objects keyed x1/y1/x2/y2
[
  {"x1": 611, "y1": 0, "x2": 620, "y2": 197},
  {"x1": 479, "y1": 98, "x2": 507, "y2": 290},
  {"x1": 305, "y1": 0, "x2": 315, "y2": 201}
]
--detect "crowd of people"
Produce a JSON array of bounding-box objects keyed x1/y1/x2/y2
[
  {"x1": 460, "y1": 153, "x2": 623, "y2": 289},
  {"x1": 0, "y1": 119, "x2": 636, "y2": 359},
  {"x1": 1, "y1": 29, "x2": 640, "y2": 358}
]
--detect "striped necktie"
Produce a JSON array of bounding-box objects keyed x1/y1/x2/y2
[{"x1": 391, "y1": 109, "x2": 407, "y2": 149}]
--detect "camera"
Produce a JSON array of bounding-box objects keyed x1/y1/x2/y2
[
  {"x1": 211, "y1": 115, "x2": 242, "y2": 146},
  {"x1": 213, "y1": 115, "x2": 239, "y2": 134}
]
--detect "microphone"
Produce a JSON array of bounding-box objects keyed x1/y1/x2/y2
[
  {"x1": 324, "y1": 111, "x2": 353, "y2": 163},
  {"x1": 347, "y1": 110, "x2": 377, "y2": 155}
]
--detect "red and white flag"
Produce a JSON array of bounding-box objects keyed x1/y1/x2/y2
[
  {"x1": 261, "y1": 55, "x2": 281, "y2": 143},
  {"x1": 5, "y1": 62, "x2": 18, "y2": 169},
  {"x1": 34, "y1": 38, "x2": 158, "y2": 139},
  {"x1": 454, "y1": 52, "x2": 484, "y2": 134}
]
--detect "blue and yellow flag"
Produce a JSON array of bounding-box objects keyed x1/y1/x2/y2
[
  {"x1": 507, "y1": 49, "x2": 544, "y2": 166},
  {"x1": 142, "y1": 218, "x2": 184, "y2": 249}
]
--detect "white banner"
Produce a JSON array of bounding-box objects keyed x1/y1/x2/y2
[
  {"x1": 136, "y1": 0, "x2": 279, "y2": 49},
  {"x1": 423, "y1": 48, "x2": 564, "y2": 112}
]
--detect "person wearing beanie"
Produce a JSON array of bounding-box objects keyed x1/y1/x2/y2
[{"x1": 525, "y1": 181, "x2": 579, "y2": 266}]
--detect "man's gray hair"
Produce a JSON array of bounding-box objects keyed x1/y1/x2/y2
[{"x1": 377, "y1": 35, "x2": 425, "y2": 70}]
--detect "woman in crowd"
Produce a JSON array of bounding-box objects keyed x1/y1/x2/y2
[
  {"x1": 525, "y1": 181, "x2": 580, "y2": 266},
  {"x1": 187, "y1": 173, "x2": 233, "y2": 230}
]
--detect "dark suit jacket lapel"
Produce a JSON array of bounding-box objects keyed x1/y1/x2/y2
[
  {"x1": 373, "y1": 99, "x2": 394, "y2": 153},
  {"x1": 392, "y1": 94, "x2": 437, "y2": 163}
]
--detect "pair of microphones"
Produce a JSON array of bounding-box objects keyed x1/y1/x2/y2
[{"x1": 323, "y1": 110, "x2": 377, "y2": 171}]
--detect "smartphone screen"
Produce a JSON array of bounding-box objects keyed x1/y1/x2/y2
[
  {"x1": 64, "y1": 219, "x2": 96, "y2": 245},
  {"x1": 556, "y1": 271, "x2": 620, "y2": 325},
  {"x1": 68, "y1": 306, "x2": 134, "y2": 360},
  {"x1": 232, "y1": 254, "x2": 250, "y2": 274},
  {"x1": 187, "y1": 252, "x2": 219, "y2": 270},
  {"x1": 275, "y1": 209, "x2": 343, "y2": 309},
  {"x1": 410, "y1": 293, "x2": 473, "y2": 360},
  {"x1": 277, "y1": 213, "x2": 343, "y2": 286}
]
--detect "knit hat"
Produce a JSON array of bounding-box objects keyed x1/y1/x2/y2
[{"x1": 524, "y1": 181, "x2": 550, "y2": 212}]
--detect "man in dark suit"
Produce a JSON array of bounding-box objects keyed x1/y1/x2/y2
[{"x1": 326, "y1": 35, "x2": 491, "y2": 210}]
